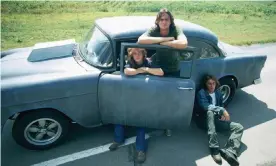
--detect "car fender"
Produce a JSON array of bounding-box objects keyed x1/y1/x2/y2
[{"x1": 1, "y1": 72, "x2": 102, "y2": 128}]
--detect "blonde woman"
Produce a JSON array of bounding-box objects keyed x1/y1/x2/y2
[
  {"x1": 109, "y1": 48, "x2": 163, "y2": 164},
  {"x1": 124, "y1": 48, "x2": 164, "y2": 76}
]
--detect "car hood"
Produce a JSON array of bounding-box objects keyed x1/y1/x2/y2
[
  {"x1": 1, "y1": 42, "x2": 87, "y2": 80},
  {"x1": 1, "y1": 41, "x2": 102, "y2": 109}
]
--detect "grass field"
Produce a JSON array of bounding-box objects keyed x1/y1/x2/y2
[{"x1": 1, "y1": 1, "x2": 276, "y2": 50}]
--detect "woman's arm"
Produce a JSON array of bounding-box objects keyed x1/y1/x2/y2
[
  {"x1": 124, "y1": 68, "x2": 145, "y2": 76},
  {"x1": 140, "y1": 67, "x2": 164, "y2": 76}
]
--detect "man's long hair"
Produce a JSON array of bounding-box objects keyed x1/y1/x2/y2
[
  {"x1": 127, "y1": 48, "x2": 147, "y2": 68},
  {"x1": 154, "y1": 8, "x2": 176, "y2": 32},
  {"x1": 201, "y1": 74, "x2": 220, "y2": 90}
]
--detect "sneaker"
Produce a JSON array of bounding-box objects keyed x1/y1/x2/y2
[
  {"x1": 109, "y1": 142, "x2": 122, "y2": 151},
  {"x1": 165, "y1": 129, "x2": 172, "y2": 137},
  {"x1": 136, "y1": 151, "x2": 146, "y2": 164},
  {"x1": 219, "y1": 149, "x2": 239, "y2": 166},
  {"x1": 210, "y1": 148, "x2": 222, "y2": 165}
]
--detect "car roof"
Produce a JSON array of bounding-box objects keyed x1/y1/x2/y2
[{"x1": 95, "y1": 16, "x2": 218, "y2": 44}]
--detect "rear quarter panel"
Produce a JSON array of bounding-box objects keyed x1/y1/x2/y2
[
  {"x1": 192, "y1": 54, "x2": 266, "y2": 90},
  {"x1": 223, "y1": 55, "x2": 266, "y2": 88}
]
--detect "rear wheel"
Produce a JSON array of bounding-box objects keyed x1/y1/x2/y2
[
  {"x1": 12, "y1": 110, "x2": 70, "y2": 150},
  {"x1": 218, "y1": 77, "x2": 236, "y2": 106}
]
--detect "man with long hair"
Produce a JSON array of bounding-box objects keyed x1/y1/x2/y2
[
  {"x1": 138, "y1": 8, "x2": 187, "y2": 76},
  {"x1": 138, "y1": 8, "x2": 188, "y2": 136},
  {"x1": 196, "y1": 74, "x2": 244, "y2": 166}
]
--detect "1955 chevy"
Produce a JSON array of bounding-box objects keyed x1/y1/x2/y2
[{"x1": 1, "y1": 16, "x2": 266, "y2": 150}]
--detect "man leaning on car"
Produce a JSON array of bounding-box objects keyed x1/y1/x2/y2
[{"x1": 138, "y1": 8, "x2": 188, "y2": 137}]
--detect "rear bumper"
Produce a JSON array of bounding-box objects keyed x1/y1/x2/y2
[{"x1": 254, "y1": 78, "x2": 262, "y2": 85}]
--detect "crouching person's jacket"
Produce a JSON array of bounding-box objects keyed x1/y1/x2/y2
[{"x1": 195, "y1": 89, "x2": 226, "y2": 116}]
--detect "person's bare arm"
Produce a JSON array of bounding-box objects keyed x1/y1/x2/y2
[
  {"x1": 160, "y1": 39, "x2": 187, "y2": 49},
  {"x1": 124, "y1": 68, "x2": 145, "y2": 76},
  {"x1": 140, "y1": 67, "x2": 164, "y2": 76},
  {"x1": 138, "y1": 33, "x2": 174, "y2": 44},
  {"x1": 160, "y1": 29, "x2": 188, "y2": 49}
]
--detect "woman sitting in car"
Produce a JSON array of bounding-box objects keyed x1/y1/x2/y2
[
  {"x1": 109, "y1": 47, "x2": 163, "y2": 164},
  {"x1": 124, "y1": 48, "x2": 164, "y2": 76}
]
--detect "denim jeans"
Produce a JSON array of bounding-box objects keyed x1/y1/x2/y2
[
  {"x1": 114, "y1": 124, "x2": 146, "y2": 152},
  {"x1": 206, "y1": 111, "x2": 244, "y2": 156}
]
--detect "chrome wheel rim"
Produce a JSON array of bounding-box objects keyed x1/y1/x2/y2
[
  {"x1": 24, "y1": 118, "x2": 62, "y2": 146},
  {"x1": 219, "y1": 85, "x2": 231, "y2": 103}
]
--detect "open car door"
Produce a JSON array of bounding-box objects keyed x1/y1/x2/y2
[{"x1": 98, "y1": 43, "x2": 197, "y2": 129}]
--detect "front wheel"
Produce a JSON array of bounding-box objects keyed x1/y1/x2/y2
[
  {"x1": 12, "y1": 110, "x2": 70, "y2": 150},
  {"x1": 218, "y1": 77, "x2": 236, "y2": 106}
]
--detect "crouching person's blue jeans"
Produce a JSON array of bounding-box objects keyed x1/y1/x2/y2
[{"x1": 114, "y1": 124, "x2": 146, "y2": 152}]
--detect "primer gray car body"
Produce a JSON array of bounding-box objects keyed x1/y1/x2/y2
[{"x1": 1, "y1": 16, "x2": 267, "y2": 130}]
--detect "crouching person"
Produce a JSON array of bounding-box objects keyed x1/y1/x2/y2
[
  {"x1": 196, "y1": 74, "x2": 244, "y2": 166},
  {"x1": 109, "y1": 48, "x2": 163, "y2": 164}
]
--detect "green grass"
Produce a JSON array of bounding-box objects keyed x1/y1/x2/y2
[{"x1": 1, "y1": 1, "x2": 276, "y2": 50}]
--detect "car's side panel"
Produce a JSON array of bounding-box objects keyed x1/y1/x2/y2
[
  {"x1": 2, "y1": 72, "x2": 98, "y2": 107},
  {"x1": 98, "y1": 74, "x2": 195, "y2": 129},
  {"x1": 1, "y1": 72, "x2": 102, "y2": 127},
  {"x1": 223, "y1": 55, "x2": 266, "y2": 88},
  {"x1": 1, "y1": 93, "x2": 101, "y2": 127},
  {"x1": 192, "y1": 55, "x2": 266, "y2": 90},
  {"x1": 187, "y1": 38, "x2": 266, "y2": 89}
]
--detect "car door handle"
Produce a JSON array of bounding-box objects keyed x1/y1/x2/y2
[{"x1": 178, "y1": 87, "x2": 193, "y2": 90}]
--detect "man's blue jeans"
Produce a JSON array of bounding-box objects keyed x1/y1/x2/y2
[{"x1": 114, "y1": 124, "x2": 146, "y2": 152}]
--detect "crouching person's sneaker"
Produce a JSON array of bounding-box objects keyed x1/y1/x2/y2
[
  {"x1": 109, "y1": 142, "x2": 122, "y2": 151},
  {"x1": 210, "y1": 148, "x2": 222, "y2": 165},
  {"x1": 136, "y1": 151, "x2": 146, "y2": 164},
  {"x1": 219, "y1": 149, "x2": 239, "y2": 166}
]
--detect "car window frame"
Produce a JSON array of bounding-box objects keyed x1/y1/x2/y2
[
  {"x1": 78, "y1": 24, "x2": 117, "y2": 72},
  {"x1": 119, "y1": 42, "x2": 198, "y2": 76},
  {"x1": 188, "y1": 38, "x2": 224, "y2": 60}
]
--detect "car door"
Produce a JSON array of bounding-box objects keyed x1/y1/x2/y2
[{"x1": 98, "y1": 43, "x2": 196, "y2": 130}]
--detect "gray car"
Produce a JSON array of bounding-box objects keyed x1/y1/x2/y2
[{"x1": 1, "y1": 16, "x2": 267, "y2": 150}]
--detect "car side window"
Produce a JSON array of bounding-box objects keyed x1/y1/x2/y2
[
  {"x1": 179, "y1": 51, "x2": 193, "y2": 61},
  {"x1": 188, "y1": 40, "x2": 219, "y2": 59}
]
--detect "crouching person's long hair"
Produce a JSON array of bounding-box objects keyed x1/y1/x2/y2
[{"x1": 201, "y1": 74, "x2": 220, "y2": 90}]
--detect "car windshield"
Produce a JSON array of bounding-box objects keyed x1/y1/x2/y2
[{"x1": 79, "y1": 26, "x2": 113, "y2": 68}]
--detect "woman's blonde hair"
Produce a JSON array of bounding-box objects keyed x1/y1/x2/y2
[
  {"x1": 127, "y1": 48, "x2": 147, "y2": 67},
  {"x1": 127, "y1": 48, "x2": 147, "y2": 57}
]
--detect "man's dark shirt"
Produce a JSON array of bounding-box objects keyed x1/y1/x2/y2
[{"x1": 143, "y1": 26, "x2": 184, "y2": 74}]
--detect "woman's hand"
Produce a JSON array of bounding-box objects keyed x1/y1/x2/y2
[
  {"x1": 137, "y1": 68, "x2": 146, "y2": 74},
  {"x1": 139, "y1": 67, "x2": 164, "y2": 76},
  {"x1": 124, "y1": 68, "x2": 145, "y2": 76},
  {"x1": 139, "y1": 67, "x2": 149, "y2": 73}
]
